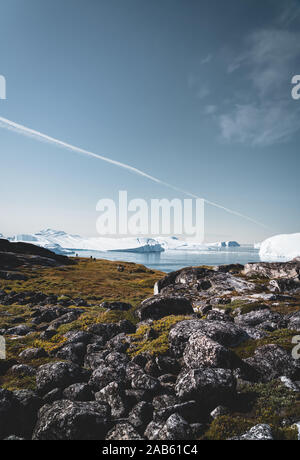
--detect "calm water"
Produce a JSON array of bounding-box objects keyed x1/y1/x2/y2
[{"x1": 74, "y1": 246, "x2": 261, "y2": 273}]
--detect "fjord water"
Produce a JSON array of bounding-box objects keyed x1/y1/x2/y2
[{"x1": 76, "y1": 246, "x2": 260, "y2": 273}]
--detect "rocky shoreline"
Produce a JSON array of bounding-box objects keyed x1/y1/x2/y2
[{"x1": 0, "y1": 240, "x2": 300, "y2": 440}]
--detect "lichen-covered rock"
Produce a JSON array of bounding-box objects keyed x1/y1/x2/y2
[
  {"x1": 106, "y1": 423, "x2": 144, "y2": 440},
  {"x1": 101, "y1": 301, "x2": 132, "y2": 311},
  {"x1": 126, "y1": 362, "x2": 161, "y2": 392},
  {"x1": 55, "y1": 342, "x2": 87, "y2": 365},
  {"x1": 169, "y1": 320, "x2": 248, "y2": 357},
  {"x1": 175, "y1": 368, "x2": 236, "y2": 409},
  {"x1": 245, "y1": 345, "x2": 299, "y2": 382},
  {"x1": 235, "y1": 309, "x2": 284, "y2": 330},
  {"x1": 90, "y1": 365, "x2": 126, "y2": 391},
  {"x1": 230, "y1": 424, "x2": 274, "y2": 440},
  {"x1": 36, "y1": 361, "x2": 90, "y2": 395},
  {"x1": 32, "y1": 400, "x2": 111, "y2": 440},
  {"x1": 95, "y1": 382, "x2": 128, "y2": 418},
  {"x1": 153, "y1": 400, "x2": 198, "y2": 424},
  {"x1": 128, "y1": 402, "x2": 153, "y2": 430},
  {"x1": 137, "y1": 294, "x2": 193, "y2": 321},
  {"x1": 183, "y1": 334, "x2": 241, "y2": 370},
  {"x1": 287, "y1": 311, "x2": 300, "y2": 331},
  {"x1": 157, "y1": 414, "x2": 192, "y2": 440},
  {"x1": 62, "y1": 383, "x2": 94, "y2": 401},
  {"x1": 243, "y1": 261, "x2": 300, "y2": 280},
  {"x1": 18, "y1": 347, "x2": 48, "y2": 360},
  {"x1": 11, "y1": 364, "x2": 36, "y2": 377}
]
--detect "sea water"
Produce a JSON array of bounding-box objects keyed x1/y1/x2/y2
[{"x1": 74, "y1": 245, "x2": 260, "y2": 273}]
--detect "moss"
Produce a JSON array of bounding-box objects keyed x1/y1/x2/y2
[
  {"x1": 0, "y1": 258, "x2": 164, "y2": 305},
  {"x1": 238, "y1": 380, "x2": 300, "y2": 426},
  {"x1": 0, "y1": 374, "x2": 36, "y2": 391},
  {"x1": 202, "y1": 416, "x2": 253, "y2": 440},
  {"x1": 273, "y1": 426, "x2": 298, "y2": 441},
  {"x1": 128, "y1": 315, "x2": 191, "y2": 357},
  {"x1": 33, "y1": 334, "x2": 67, "y2": 354},
  {"x1": 233, "y1": 329, "x2": 298, "y2": 359}
]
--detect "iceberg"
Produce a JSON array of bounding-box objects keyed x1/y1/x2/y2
[
  {"x1": 9, "y1": 229, "x2": 164, "y2": 254},
  {"x1": 259, "y1": 233, "x2": 300, "y2": 261}
]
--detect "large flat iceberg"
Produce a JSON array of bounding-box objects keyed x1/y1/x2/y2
[
  {"x1": 7, "y1": 229, "x2": 241, "y2": 256},
  {"x1": 9, "y1": 229, "x2": 164, "y2": 254},
  {"x1": 259, "y1": 233, "x2": 300, "y2": 261}
]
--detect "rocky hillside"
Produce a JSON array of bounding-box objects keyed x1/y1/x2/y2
[{"x1": 0, "y1": 247, "x2": 300, "y2": 440}]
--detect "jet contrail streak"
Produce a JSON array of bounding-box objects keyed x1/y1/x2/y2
[{"x1": 0, "y1": 116, "x2": 268, "y2": 229}]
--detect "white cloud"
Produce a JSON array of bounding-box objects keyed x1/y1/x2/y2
[
  {"x1": 201, "y1": 54, "x2": 213, "y2": 65},
  {"x1": 204, "y1": 105, "x2": 217, "y2": 115},
  {"x1": 220, "y1": 102, "x2": 300, "y2": 146},
  {"x1": 218, "y1": 27, "x2": 300, "y2": 146}
]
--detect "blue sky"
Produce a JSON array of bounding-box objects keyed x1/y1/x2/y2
[{"x1": 0, "y1": 0, "x2": 299, "y2": 243}]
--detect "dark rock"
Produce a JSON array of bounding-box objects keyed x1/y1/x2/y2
[
  {"x1": 169, "y1": 319, "x2": 248, "y2": 357},
  {"x1": 36, "y1": 361, "x2": 90, "y2": 395},
  {"x1": 157, "y1": 413, "x2": 192, "y2": 440},
  {"x1": 235, "y1": 309, "x2": 284, "y2": 330},
  {"x1": 95, "y1": 382, "x2": 128, "y2": 418},
  {"x1": 175, "y1": 367, "x2": 236, "y2": 409},
  {"x1": 244, "y1": 344, "x2": 300, "y2": 382},
  {"x1": 6, "y1": 325, "x2": 32, "y2": 336},
  {"x1": 128, "y1": 402, "x2": 153, "y2": 430},
  {"x1": 183, "y1": 334, "x2": 242, "y2": 370},
  {"x1": 32, "y1": 400, "x2": 110, "y2": 440},
  {"x1": 106, "y1": 422, "x2": 144, "y2": 440},
  {"x1": 10, "y1": 364, "x2": 36, "y2": 377},
  {"x1": 55, "y1": 342, "x2": 87, "y2": 365},
  {"x1": 0, "y1": 389, "x2": 20, "y2": 439},
  {"x1": 101, "y1": 301, "x2": 132, "y2": 311},
  {"x1": 63, "y1": 383, "x2": 94, "y2": 401},
  {"x1": 13, "y1": 390, "x2": 42, "y2": 439},
  {"x1": 42, "y1": 388, "x2": 63, "y2": 404},
  {"x1": 153, "y1": 400, "x2": 198, "y2": 424},
  {"x1": 137, "y1": 294, "x2": 194, "y2": 321},
  {"x1": 19, "y1": 347, "x2": 48, "y2": 360}
]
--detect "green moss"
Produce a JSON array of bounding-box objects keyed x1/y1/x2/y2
[
  {"x1": 233, "y1": 329, "x2": 298, "y2": 359},
  {"x1": 239, "y1": 380, "x2": 300, "y2": 426},
  {"x1": 0, "y1": 374, "x2": 36, "y2": 391},
  {"x1": 202, "y1": 416, "x2": 253, "y2": 440},
  {"x1": 128, "y1": 315, "x2": 191, "y2": 357}
]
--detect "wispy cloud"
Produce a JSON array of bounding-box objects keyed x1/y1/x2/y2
[
  {"x1": 201, "y1": 54, "x2": 213, "y2": 65},
  {"x1": 218, "y1": 25, "x2": 300, "y2": 146}
]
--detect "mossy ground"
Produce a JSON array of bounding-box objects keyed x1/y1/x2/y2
[
  {"x1": 0, "y1": 258, "x2": 164, "y2": 305},
  {"x1": 128, "y1": 315, "x2": 192, "y2": 357},
  {"x1": 1, "y1": 260, "x2": 300, "y2": 439}
]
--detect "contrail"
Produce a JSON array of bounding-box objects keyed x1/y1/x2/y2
[{"x1": 0, "y1": 116, "x2": 268, "y2": 229}]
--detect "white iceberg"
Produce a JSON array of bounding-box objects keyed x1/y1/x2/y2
[
  {"x1": 259, "y1": 233, "x2": 300, "y2": 261},
  {"x1": 9, "y1": 229, "x2": 164, "y2": 254}
]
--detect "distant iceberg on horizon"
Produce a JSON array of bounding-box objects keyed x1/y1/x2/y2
[{"x1": 5, "y1": 228, "x2": 241, "y2": 255}]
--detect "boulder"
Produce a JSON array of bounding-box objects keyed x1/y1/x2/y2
[
  {"x1": 62, "y1": 383, "x2": 94, "y2": 401},
  {"x1": 128, "y1": 402, "x2": 153, "y2": 430},
  {"x1": 137, "y1": 294, "x2": 193, "y2": 321},
  {"x1": 36, "y1": 361, "x2": 90, "y2": 395},
  {"x1": 245, "y1": 345, "x2": 300, "y2": 382},
  {"x1": 95, "y1": 382, "x2": 129, "y2": 418},
  {"x1": 32, "y1": 400, "x2": 110, "y2": 440},
  {"x1": 106, "y1": 423, "x2": 144, "y2": 440},
  {"x1": 169, "y1": 319, "x2": 248, "y2": 357},
  {"x1": 230, "y1": 424, "x2": 273, "y2": 440},
  {"x1": 157, "y1": 414, "x2": 192, "y2": 440},
  {"x1": 175, "y1": 368, "x2": 236, "y2": 409},
  {"x1": 183, "y1": 335, "x2": 241, "y2": 370}
]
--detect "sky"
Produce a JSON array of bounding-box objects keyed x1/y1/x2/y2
[{"x1": 0, "y1": 0, "x2": 299, "y2": 243}]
